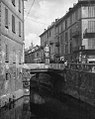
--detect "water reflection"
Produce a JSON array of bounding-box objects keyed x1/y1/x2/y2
[
  {"x1": 0, "y1": 97, "x2": 30, "y2": 119},
  {"x1": 0, "y1": 96, "x2": 95, "y2": 119}
]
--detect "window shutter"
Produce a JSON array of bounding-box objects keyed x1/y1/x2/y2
[
  {"x1": 5, "y1": 8, "x2": 8, "y2": 28},
  {"x1": 12, "y1": 0, "x2": 15, "y2": 6},
  {"x1": 5, "y1": 44, "x2": 9, "y2": 62},
  {"x1": 19, "y1": 0, "x2": 21, "y2": 13},
  {"x1": 19, "y1": 22, "x2": 21, "y2": 37},
  {"x1": 12, "y1": 15, "x2": 15, "y2": 33}
]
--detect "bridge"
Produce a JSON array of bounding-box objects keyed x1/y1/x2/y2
[
  {"x1": 22, "y1": 63, "x2": 95, "y2": 107},
  {"x1": 22, "y1": 63, "x2": 65, "y2": 70}
]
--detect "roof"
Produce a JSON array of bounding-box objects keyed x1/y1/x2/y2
[
  {"x1": 39, "y1": 22, "x2": 56, "y2": 37},
  {"x1": 39, "y1": 0, "x2": 95, "y2": 36},
  {"x1": 56, "y1": 0, "x2": 95, "y2": 26}
]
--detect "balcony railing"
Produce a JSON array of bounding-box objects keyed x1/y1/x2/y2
[
  {"x1": 83, "y1": 29, "x2": 95, "y2": 38},
  {"x1": 67, "y1": 63, "x2": 95, "y2": 73},
  {"x1": 72, "y1": 31, "x2": 80, "y2": 38}
]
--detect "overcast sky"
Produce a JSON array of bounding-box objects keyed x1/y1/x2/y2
[{"x1": 24, "y1": 0, "x2": 78, "y2": 49}]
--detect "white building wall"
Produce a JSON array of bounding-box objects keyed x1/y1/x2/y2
[{"x1": 0, "y1": 0, "x2": 25, "y2": 107}]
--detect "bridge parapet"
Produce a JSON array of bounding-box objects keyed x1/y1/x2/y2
[
  {"x1": 22, "y1": 63, "x2": 65, "y2": 71},
  {"x1": 67, "y1": 63, "x2": 95, "y2": 73}
]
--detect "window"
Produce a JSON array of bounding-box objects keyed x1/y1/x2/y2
[
  {"x1": 70, "y1": 15, "x2": 72, "y2": 25},
  {"x1": 88, "y1": 21, "x2": 95, "y2": 32},
  {"x1": 19, "y1": 51, "x2": 21, "y2": 64},
  {"x1": 19, "y1": 22, "x2": 21, "y2": 37},
  {"x1": 47, "y1": 30, "x2": 51, "y2": 38},
  {"x1": 12, "y1": 0, "x2": 15, "y2": 6},
  {"x1": 70, "y1": 29, "x2": 72, "y2": 40},
  {"x1": 70, "y1": 43, "x2": 72, "y2": 53},
  {"x1": 61, "y1": 24, "x2": 63, "y2": 32},
  {"x1": 65, "y1": 32, "x2": 68, "y2": 43},
  {"x1": 37, "y1": 53, "x2": 39, "y2": 57},
  {"x1": 18, "y1": 0, "x2": 21, "y2": 13},
  {"x1": 88, "y1": 6, "x2": 95, "y2": 18},
  {"x1": 13, "y1": 49, "x2": 16, "y2": 64},
  {"x1": 75, "y1": 10, "x2": 78, "y2": 20},
  {"x1": 65, "y1": 44, "x2": 68, "y2": 54},
  {"x1": 12, "y1": 15, "x2": 15, "y2": 33},
  {"x1": 5, "y1": 44, "x2": 9, "y2": 62},
  {"x1": 6, "y1": 73, "x2": 9, "y2": 80},
  {"x1": 65, "y1": 20, "x2": 67, "y2": 29},
  {"x1": 5, "y1": 8, "x2": 8, "y2": 29}
]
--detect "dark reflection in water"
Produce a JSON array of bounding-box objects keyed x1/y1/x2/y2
[{"x1": 0, "y1": 96, "x2": 95, "y2": 119}]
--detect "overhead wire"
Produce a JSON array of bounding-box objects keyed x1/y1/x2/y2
[
  {"x1": 25, "y1": 17, "x2": 49, "y2": 25},
  {"x1": 25, "y1": 0, "x2": 36, "y2": 21},
  {"x1": 24, "y1": 0, "x2": 50, "y2": 26}
]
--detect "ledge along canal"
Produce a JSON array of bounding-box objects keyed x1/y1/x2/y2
[{"x1": 1, "y1": 71, "x2": 95, "y2": 119}]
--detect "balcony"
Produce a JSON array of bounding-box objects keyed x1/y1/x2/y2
[
  {"x1": 72, "y1": 31, "x2": 80, "y2": 38},
  {"x1": 83, "y1": 29, "x2": 95, "y2": 38}
]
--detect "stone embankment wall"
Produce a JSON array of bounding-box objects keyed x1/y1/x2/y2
[{"x1": 64, "y1": 68, "x2": 95, "y2": 106}]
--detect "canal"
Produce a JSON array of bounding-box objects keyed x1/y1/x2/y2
[{"x1": 0, "y1": 95, "x2": 95, "y2": 119}]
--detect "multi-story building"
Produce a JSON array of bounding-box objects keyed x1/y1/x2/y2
[
  {"x1": 40, "y1": 22, "x2": 57, "y2": 62},
  {"x1": 25, "y1": 45, "x2": 44, "y2": 63},
  {"x1": 25, "y1": 49, "x2": 35, "y2": 63},
  {"x1": 40, "y1": 0, "x2": 95, "y2": 63},
  {"x1": 0, "y1": 0, "x2": 26, "y2": 107}
]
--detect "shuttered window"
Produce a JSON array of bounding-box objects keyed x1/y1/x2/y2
[
  {"x1": 5, "y1": 44, "x2": 9, "y2": 62},
  {"x1": 65, "y1": 20, "x2": 67, "y2": 29},
  {"x1": 12, "y1": 0, "x2": 15, "y2": 6},
  {"x1": 6, "y1": 73, "x2": 9, "y2": 80},
  {"x1": 65, "y1": 32, "x2": 68, "y2": 43},
  {"x1": 12, "y1": 15, "x2": 15, "y2": 33},
  {"x1": 19, "y1": 51, "x2": 21, "y2": 64},
  {"x1": 88, "y1": 21, "x2": 95, "y2": 32},
  {"x1": 13, "y1": 49, "x2": 16, "y2": 64},
  {"x1": 19, "y1": 0, "x2": 21, "y2": 13},
  {"x1": 88, "y1": 6, "x2": 95, "y2": 18},
  {"x1": 19, "y1": 21, "x2": 21, "y2": 37},
  {"x1": 5, "y1": 8, "x2": 8, "y2": 29}
]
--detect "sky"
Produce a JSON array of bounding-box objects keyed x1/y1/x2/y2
[{"x1": 24, "y1": 0, "x2": 78, "y2": 49}]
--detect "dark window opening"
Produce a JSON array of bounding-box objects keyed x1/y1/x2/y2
[
  {"x1": 18, "y1": 0, "x2": 21, "y2": 13},
  {"x1": 19, "y1": 22, "x2": 21, "y2": 37},
  {"x1": 5, "y1": 44, "x2": 9, "y2": 62},
  {"x1": 12, "y1": 15, "x2": 15, "y2": 33},
  {"x1": 5, "y1": 8, "x2": 8, "y2": 29},
  {"x1": 12, "y1": 0, "x2": 15, "y2": 6},
  {"x1": 6, "y1": 73, "x2": 9, "y2": 80}
]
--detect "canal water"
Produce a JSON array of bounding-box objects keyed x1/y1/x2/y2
[{"x1": 0, "y1": 96, "x2": 95, "y2": 119}]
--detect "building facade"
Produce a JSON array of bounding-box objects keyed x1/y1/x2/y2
[
  {"x1": 40, "y1": 0, "x2": 95, "y2": 63},
  {"x1": 0, "y1": 0, "x2": 26, "y2": 106},
  {"x1": 40, "y1": 22, "x2": 58, "y2": 62},
  {"x1": 25, "y1": 45, "x2": 44, "y2": 63}
]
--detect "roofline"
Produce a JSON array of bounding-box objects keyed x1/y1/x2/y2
[
  {"x1": 39, "y1": 0, "x2": 95, "y2": 37},
  {"x1": 56, "y1": 0, "x2": 95, "y2": 26},
  {"x1": 39, "y1": 23, "x2": 56, "y2": 37}
]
